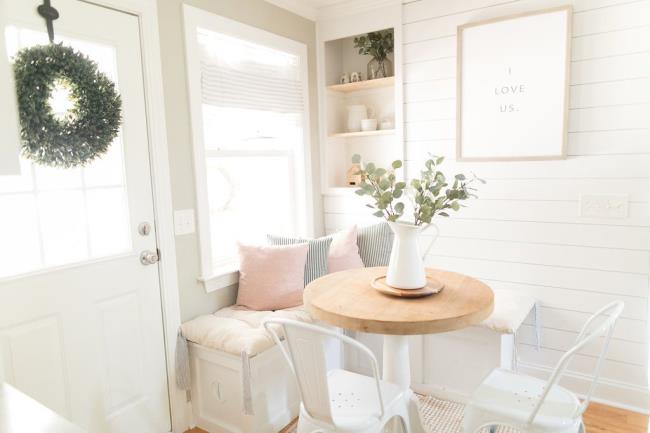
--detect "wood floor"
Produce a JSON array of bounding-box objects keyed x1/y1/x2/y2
[{"x1": 185, "y1": 401, "x2": 649, "y2": 433}]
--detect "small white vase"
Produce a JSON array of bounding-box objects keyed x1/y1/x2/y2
[
  {"x1": 386, "y1": 221, "x2": 438, "y2": 289},
  {"x1": 347, "y1": 105, "x2": 367, "y2": 132}
]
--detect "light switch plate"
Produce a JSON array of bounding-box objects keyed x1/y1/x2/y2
[
  {"x1": 579, "y1": 194, "x2": 629, "y2": 219},
  {"x1": 174, "y1": 209, "x2": 196, "y2": 235}
]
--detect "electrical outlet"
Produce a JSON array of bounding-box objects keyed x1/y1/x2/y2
[
  {"x1": 579, "y1": 194, "x2": 629, "y2": 219},
  {"x1": 174, "y1": 209, "x2": 196, "y2": 235}
]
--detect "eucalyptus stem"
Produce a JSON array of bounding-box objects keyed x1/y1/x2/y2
[{"x1": 352, "y1": 154, "x2": 485, "y2": 225}]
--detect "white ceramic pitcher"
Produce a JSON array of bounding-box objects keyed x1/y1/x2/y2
[{"x1": 386, "y1": 221, "x2": 439, "y2": 289}]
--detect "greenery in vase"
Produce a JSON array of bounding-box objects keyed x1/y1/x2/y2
[
  {"x1": 351, "y1": 154, "x2": 485, "y2": 226},
  {"x1": 353, "y1": 30, "x2": 394, "y2": 62}
]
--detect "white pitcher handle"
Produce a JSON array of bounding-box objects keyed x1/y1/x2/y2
[{"x1": 421, "y1": 224, "x2": 439, "y2": 261}]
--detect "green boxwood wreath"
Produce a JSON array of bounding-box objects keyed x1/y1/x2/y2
[{"x1": 13, "y1": 43, "x2": 122, "y2": 168}]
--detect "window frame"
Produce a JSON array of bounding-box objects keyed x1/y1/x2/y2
[{"x1": 183, "y1": 5, "x2": 314, "y2": 292}]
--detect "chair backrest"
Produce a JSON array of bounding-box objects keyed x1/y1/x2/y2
[
  {"x1": 526, "y1": 301, "x2": 624, "y2": 425},
  {"x1": 263, "y1": 319, "x2": 385, "y2": 427}
]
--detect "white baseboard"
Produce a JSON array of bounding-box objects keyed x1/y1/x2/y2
[{"x1": 411, "y1": 382, "x2": 469, "y2": 404}]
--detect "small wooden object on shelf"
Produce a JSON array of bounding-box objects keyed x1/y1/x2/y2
[{"x1": 347, "y1": 163, "x2": 363, "y2": 186}]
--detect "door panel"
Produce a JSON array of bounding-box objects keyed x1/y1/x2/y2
[{"x1": 0, "y1": 1, "x2": 171, "y2": 432}]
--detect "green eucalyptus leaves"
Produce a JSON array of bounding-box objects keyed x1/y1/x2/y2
[
  {"x1": 352, "y1": 154, "x2": 485, "y2": 225},
  {"x1": 353, "y1": 30, "x2": 394, "y2": 61}
]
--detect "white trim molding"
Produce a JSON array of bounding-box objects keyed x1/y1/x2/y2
[
  {"x1": 82, "y1": 0, "x2": 187, "y2": 431},
  {"x1": 0, "y1": 0, "x2": 21, "y2": 174}
]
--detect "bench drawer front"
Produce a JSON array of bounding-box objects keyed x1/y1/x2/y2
[{"x1": 192, "y1": 354, "x2": 243, "y2": 433}]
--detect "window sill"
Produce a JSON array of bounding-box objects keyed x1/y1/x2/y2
[{"x1": 198, "y1": 267, "x2": 239, "y2": 293}]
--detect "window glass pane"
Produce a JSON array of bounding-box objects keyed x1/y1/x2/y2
[
  {"x1": 86, "y1": 188, "x2": 130, "y2": 257},
  {"x1": 202, "y1": 105, "x2": 302, "y2": 151},
  {"x1": 34, "y1": 164, "x2": 83, "y2": 191},
  {"x1": 5, "y1": 27, "x2": 118, "y2": 82},
  {"x1": 0, "y1": 159, "x2": 33, "y2": 193},
  {"x1": 206, "y1": 156, "x2": 294, "y2": 266},
  {"x1": 0, "y1": 195, "x2": 40, "y2": 277},
  {"x1": 38, "y1": 191, "x2": 88, "y2": 267},
  {"x1": 83, "y1": 138, "x2": 126, "y2": 187}
]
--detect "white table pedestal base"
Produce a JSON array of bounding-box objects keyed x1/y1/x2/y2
[
  {"x1": 383, "y1": 335, "x2": 425, "y2": 433},
  {"x1": 383, "y1": 335, "x2": 411, "y2": 388}
]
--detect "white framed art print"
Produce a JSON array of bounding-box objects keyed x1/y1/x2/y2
[{"x1": 456, "y1": 7, "x2": 572, "y2": 161}]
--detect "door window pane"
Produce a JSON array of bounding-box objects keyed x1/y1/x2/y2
[
  {"x1": 86, "y1": 188, "x2": 130, "y2": 257},
  {"x1": 0, "y1": 195, "x2": 40, "y2": 277},
  {"x1": 39, "y1": 191, "x2": 88, "y2": 267},
  {"x1": 0, "y1": 27, "x2": 131, "y2": 278},
  {"x1": 34, "y1": 164, "x2": 83, "y2": 191}
]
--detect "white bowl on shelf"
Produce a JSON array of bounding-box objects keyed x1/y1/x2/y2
[{"x1": 361, "y1": 118, "x2": 378, "y2": 131}]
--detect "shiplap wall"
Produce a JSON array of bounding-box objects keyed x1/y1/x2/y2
[{"x1": 323, "y1": 0, "x2": 650, "y2": 411}]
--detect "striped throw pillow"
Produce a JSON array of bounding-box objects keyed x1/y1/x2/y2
[
  {"x1": 266, "y1": 234, "x2": 332, "y2": 286},
  {"x1": 357, "y1": 222, "x2": 394, "y2": 267}
]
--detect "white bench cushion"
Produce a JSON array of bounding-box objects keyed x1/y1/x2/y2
[
  {"x1": 480, "y1": 289, "x2": 538, "y2": 334},
  {"x1": 181, "y1": 289, "x2": 538, "y2": 357},
  {"x1": 180, "y1": 305, "x2": 314, "y2": 357}
]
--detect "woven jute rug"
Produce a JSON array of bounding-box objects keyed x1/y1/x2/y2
[{"x1": 279, "y1": 394, "x2": 519, "y2": 433}]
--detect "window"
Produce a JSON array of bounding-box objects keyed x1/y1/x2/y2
[
  {"x1": 0, "y1": 27, "x2": 130, "y2": 279},
  {"x1": 183, "y1": 7, "x2": 312, "y2": 287}
]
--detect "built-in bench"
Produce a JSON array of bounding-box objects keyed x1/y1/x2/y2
[
  {"x1": 413, "y1": 289, "x2": 539, "y2": 400},
  {"x1": 177, "y1": 306, "x2": 312, "y2": 433},
  {"x1": 177, "y1": 289, "x2": 539, "y2": 433}
]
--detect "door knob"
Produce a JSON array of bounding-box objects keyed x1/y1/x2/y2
[{"x1": 140, "y1": 250, "x2": 159, "y2": 265}]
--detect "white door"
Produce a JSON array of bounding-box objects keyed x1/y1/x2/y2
[{"x1": 0, "y1": 1, "x2": 171, "y2": 432}]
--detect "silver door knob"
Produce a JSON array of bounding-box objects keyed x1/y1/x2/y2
[{"x1": 140, "y1": 250, "x2": 159, "y2": 265}]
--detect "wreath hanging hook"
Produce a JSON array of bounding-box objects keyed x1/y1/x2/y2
[{"x1": 37, "y1": 0, "x2": 59, "y2": 43}]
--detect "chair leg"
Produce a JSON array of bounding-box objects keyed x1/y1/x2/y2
[
  {"x1": 462, "y1": 412, "x2": 497, "y2": 433},
  {"x1": 406, "y1": 394, "x2": 426, "y2": 433},
  {"x1": 379, "y1": 415, "x2": 410, "y2": 433},
  {"x1": 297, "y1": 416, "x2": 327, "y2": 433},
  {"x1": 397, "y1": 406, "x2": 412, "y2": 433}
]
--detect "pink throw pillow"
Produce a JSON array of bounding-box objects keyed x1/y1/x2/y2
[
  {"x1": 236, "y1": 242, "x2": 309, "y2": 310},
  {"x1": 328, "y1": 225, "x2": 364, "y2": 273}
]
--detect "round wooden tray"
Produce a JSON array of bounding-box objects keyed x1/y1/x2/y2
[{"x1": 371, "y1": 275, "x2": 444, "y2": 298}]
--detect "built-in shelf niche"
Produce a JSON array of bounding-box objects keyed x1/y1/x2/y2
[{"x1": 321, "y1": 26, "x2": 403, "y2": 193}]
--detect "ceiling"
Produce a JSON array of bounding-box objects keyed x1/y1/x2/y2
[
  {"x1": 264, "y1": 0, "x2": 349, "y2": 20},
  {"x1": 302, "y1": 0, "x2": 348, "y2": 7}
]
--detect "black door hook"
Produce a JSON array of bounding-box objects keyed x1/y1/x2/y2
[{"x1": 37, "y1": 0, "x2": 59, "y2": 43}]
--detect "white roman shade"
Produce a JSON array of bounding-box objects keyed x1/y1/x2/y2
[{"x1": 197, "y1": 28, "x2": 304, "y2": 113}]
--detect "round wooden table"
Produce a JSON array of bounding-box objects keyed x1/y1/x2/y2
[
  {"x1": 304, "y1": 266, "x2": 494, "y2": 432},
  {"x1": 304, "y1": 266, "x2": 494, "y2": 386}
]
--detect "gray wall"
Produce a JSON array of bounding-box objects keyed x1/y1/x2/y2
[{"x1": 157, "y1": 0, "x2": 322, "y2": 322}]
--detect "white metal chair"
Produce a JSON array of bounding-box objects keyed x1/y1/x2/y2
[
  {"x1": 263, "y1": 318, "x2": 413, "y2": 433},
  {"x1": 463, "y1": 301, "x2": 624, "y2": 433}
]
